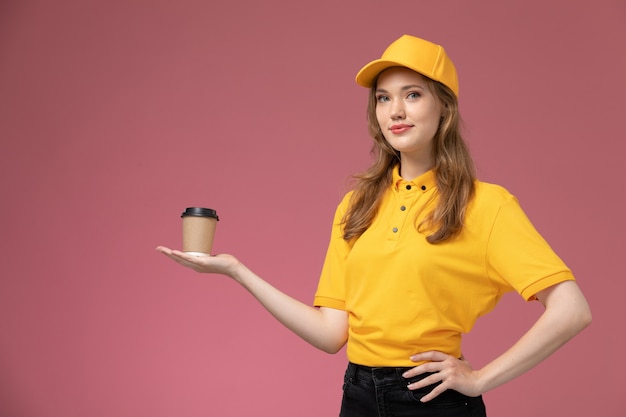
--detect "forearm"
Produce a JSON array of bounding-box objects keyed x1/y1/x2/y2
[
  {"x1": 476, "y1": 281, "x2": 592, "y2": 393},
  {"x1": 231, "y1": 262, "x2": 348, "y2": 354},
  {"x1": 406, "y1": 281, "x2": 591, "y2": 402},
  {"x1": 156, "y1": 247, "x2": 348, "y2": 353}
]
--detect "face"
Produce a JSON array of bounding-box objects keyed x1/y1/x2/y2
[{"x1": 375, "y1": 67, "x2": 443, "y2": 171}]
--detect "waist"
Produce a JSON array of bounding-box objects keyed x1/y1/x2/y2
[
  {"x1": 346, "y1": 332, "x2": 462, "y2": 367},
  {"x1": 345, "y1": 362, "x2": 477, "y2": 403},
  {"x1": 346, "y1": 362, "x2": 432, "y2": 386}
]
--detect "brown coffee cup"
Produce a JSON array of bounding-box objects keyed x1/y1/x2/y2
[{"x1": 181, "y1": 207, "x2": 219, "y2": 256}]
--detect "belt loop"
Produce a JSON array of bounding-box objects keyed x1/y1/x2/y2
[{"x1": 346, "y1": 362, "x2": 358, "y2": 380}]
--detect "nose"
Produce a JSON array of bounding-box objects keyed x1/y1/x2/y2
[{"x1": 390, "y1": 100, "x2": 405, "y2": 119}]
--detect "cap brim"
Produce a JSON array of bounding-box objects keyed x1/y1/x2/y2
[{"x1": 355, "y1": 59, "x2": 408, "y2": 88}]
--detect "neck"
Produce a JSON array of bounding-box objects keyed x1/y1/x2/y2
[{"x1": 399, "y1": 154, "x2": 433, "y2": 180}]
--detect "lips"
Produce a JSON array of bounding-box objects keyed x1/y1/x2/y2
[{"x1": 390, "y1": 124, "x2": 413, "y2": 134}]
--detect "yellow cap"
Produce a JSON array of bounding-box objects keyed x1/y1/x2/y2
[{"x1": 355, "y1": 35, "x2": 459, "y2": 97}]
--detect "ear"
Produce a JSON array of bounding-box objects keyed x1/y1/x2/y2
[{"x1": 440, "y1": 104, "x2": 448, "y2": 120}]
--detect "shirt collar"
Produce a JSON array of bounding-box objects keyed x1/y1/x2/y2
[{"x1": 392, "y1": 165, "x2": 437, "y2": 193}]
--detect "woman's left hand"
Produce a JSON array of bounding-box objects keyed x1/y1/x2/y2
[{"x1": 402, "y1": 351, "x2": 483, "y2": 402}]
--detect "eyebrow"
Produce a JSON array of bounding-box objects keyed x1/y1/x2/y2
[{"x1": 375, "y1": 84, "x2": 426, "y2": 93}]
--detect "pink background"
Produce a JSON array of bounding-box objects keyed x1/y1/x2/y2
[{"x1": 1, "y1": 0, "x2": 625, "y2": 416}]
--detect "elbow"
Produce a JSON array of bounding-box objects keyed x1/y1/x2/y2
[
  {"x1": 318, "y1": 340, "x2": 347, "y2": 355},
  {"x1": 567, "y1": 300, "x2": 592, "y2": 336},
  {"x1": 575, "y1": 293, "x2": 593, "y2": 332},
  {"x1": 320, "y1": 346, "x2": 340, "y2": 354},
  {"x1": 579, "y1": 305, "x2": 593, "y2": 331},
  {"x1": 316, "y1": 336, "x2": 347, "y2": 355},
  {"x1": 541, "y1": 281, "x2": 592, "y2": 335}
]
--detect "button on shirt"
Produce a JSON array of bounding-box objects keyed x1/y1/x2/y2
[
  {"x1": 314, "y1": 166, "x2": 574, "y2": 367},
  {"x1": 384, "y1": 173, "x2": 433, "y2": 245}
]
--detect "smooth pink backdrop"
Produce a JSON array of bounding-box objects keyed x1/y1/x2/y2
[{"x1": 1, "y1": 1, "x2": 624, "y2": 416}]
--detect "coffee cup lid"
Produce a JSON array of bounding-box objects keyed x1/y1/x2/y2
[{"x1": 181, "y1": 207, "x2": 219, "y2": 220}]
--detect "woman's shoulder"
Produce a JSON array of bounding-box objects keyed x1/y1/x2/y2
[
  {"x1": 472, "y1": 179, "x2": 518, "y2": 208},
  {"x1": 464, "y1": 180, "x2": 524, "y2": 228},
  {"x1": 335, "y1": 190, "x2": 355, "y2": 212}
]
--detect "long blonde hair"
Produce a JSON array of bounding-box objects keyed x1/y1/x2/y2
[{"x1": 342, "y1": 74, "x2": 476, "y2": 244}]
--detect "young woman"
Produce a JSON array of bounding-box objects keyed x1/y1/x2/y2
[{"x1": 157, "y1": 35, "x2": 591, "y2": 417}]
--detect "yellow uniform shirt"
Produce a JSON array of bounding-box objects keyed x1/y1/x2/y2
[{"x1": 314, "y1": 167, "x2": 574, "y2": 367}]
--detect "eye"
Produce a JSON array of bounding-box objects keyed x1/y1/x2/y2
[
  {"x1": 376, "y1": 94, "x2": 390, "y2": 103},
  {"x1": 407, "y1": 91, "x2": 422, "y2": 100}
]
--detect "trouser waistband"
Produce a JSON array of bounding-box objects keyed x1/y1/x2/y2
[
  {"x1": 345, "y1": 362, "x2": 477, "y2": 403},
  {"x1": 345, "y1": 362, "x2": 433, "y2": 387},
  {"x1": 340, "y1": 362, "x2": 486, "y2": 416}
]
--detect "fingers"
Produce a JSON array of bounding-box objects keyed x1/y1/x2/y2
[
  {"x1": 157, "y1": 246, "x2": 238, "y2": 276},
  {"x1": 410, "y1": 350, "x2": 449, "y2": 363},
  {"x1": 156, "y1": 246, "x2": 203, "y2": 269},
  {"x1": 155, "y1": 246, "x2": 171, "y2": 254},
  {"x1": 405, "y1": 371, "x2": 443, "y2": 390},
  {"x1": 418, "y1": 383, "x2": 448, "y2": 403},
  {"x1": 402, "y1": 350, "x2": 449, "y2": 378},
  {"x1": 156, "y1": 246, "x2": 196, "y2": 261},
  {"x1": 403, "y1": 351, "x2": 478, "y2": 402}
]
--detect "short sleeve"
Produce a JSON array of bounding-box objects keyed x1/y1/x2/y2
[
  {"x1": 313, "y1": 193, "x2": 353, "y2": 310},
  {"x1": 485, "y1": 195, "x2": 575, "y2": 301}
]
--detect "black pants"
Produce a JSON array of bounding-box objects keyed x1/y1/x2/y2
[{"x1": 340, "y1": 362, "x2": 487, "y2": 417}]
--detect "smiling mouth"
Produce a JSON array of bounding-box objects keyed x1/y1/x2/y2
[{"x1": 390, "y1": 125, "x2": 412, "y2": 134}]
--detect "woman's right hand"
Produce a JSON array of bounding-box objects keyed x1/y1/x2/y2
[{"x1": 156, "y1": 246, "x2": 240, "y2": 278}]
